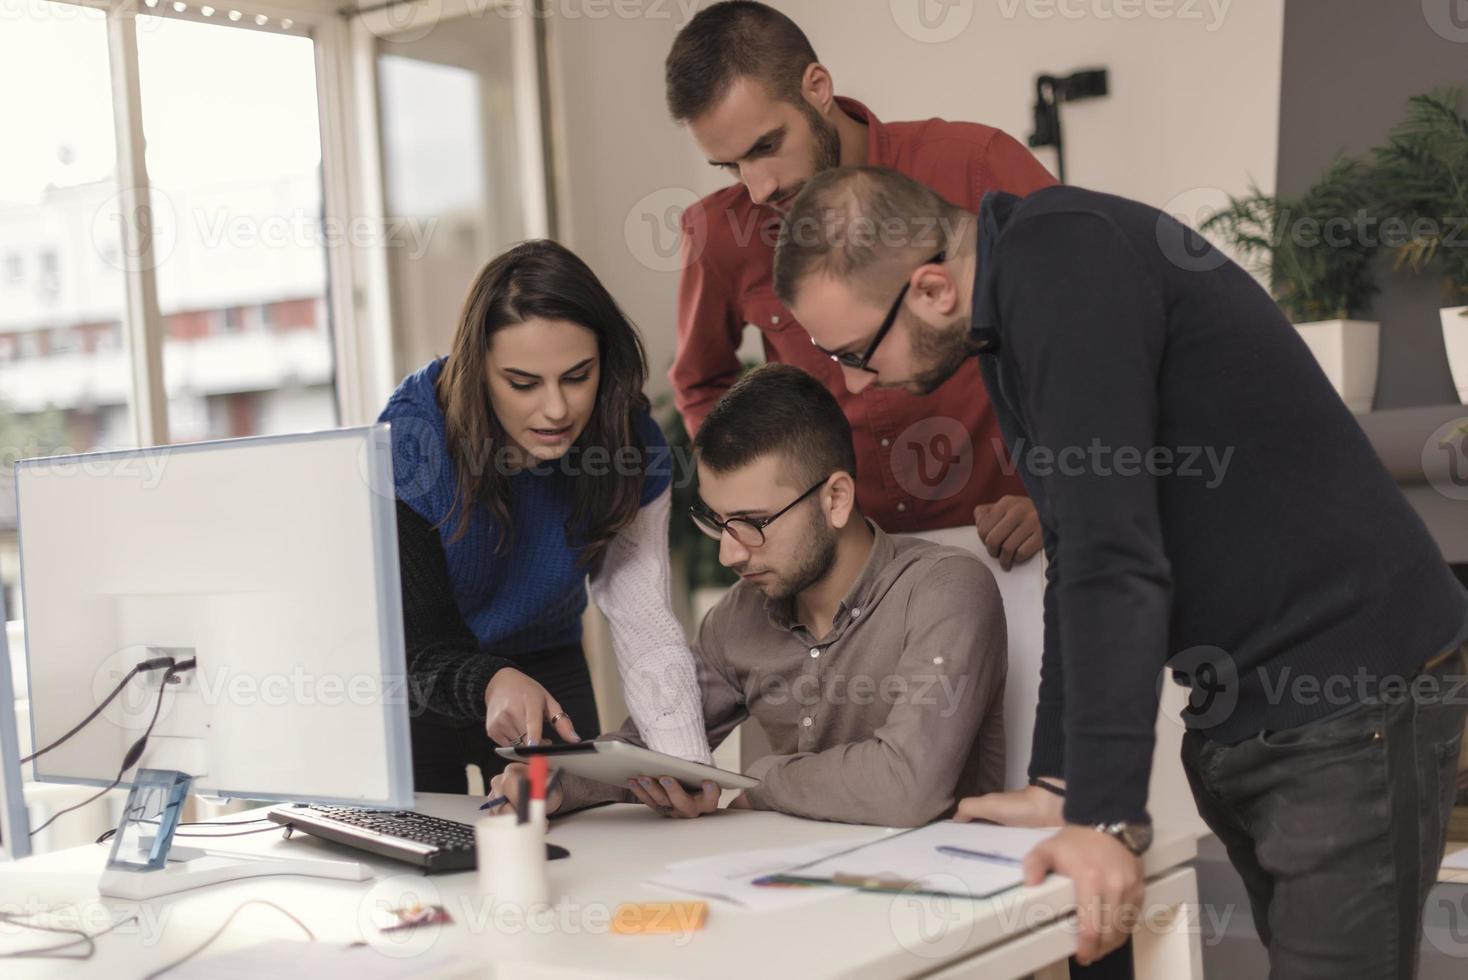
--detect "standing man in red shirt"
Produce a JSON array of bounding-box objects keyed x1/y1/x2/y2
[{"x1": 665, "y1": 1, "x2": 1055, "y2": 566}]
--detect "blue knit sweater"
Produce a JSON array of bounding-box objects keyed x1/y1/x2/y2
[{"x1": 379, "y1": 358, "x2": 672, "y2": 659}]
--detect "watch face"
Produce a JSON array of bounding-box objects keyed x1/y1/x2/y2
[{"x1": 1122, "y1": 823, "x2": 1154, "y2": 854}]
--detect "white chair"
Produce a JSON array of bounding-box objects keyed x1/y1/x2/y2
[
  {"x1": 910, "y1": 527, "x2": 1047, "y2": 793},
  {"x1": 912, "y1": 527, "x2": 1207, "y2": 836}
]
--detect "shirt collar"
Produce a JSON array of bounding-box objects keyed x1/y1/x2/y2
[
  {"x1": 967, "y1": 190, "x2": 1023, "y2": 356},
  {"x1": 765, "y1": 520, "x2": 897, "y2": 633},
  {"x1": 833, "y1": 97, "x2": 891, "y2": 168}
]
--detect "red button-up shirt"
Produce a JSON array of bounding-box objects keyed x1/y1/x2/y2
[{"x1": 672, "y1": 98, "x2": 1058, "y2": 532}]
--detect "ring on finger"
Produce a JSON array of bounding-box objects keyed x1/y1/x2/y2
[
  {"x1": 512, "y1": 732, "x2": 527, "y2": 747},
  {"x1": 549, "y1": 711, "x2": 569, "y2": 725}
]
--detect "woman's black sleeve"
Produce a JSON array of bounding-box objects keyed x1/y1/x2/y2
[{"x1": 396, "y1": 499, "x2": 512, "y2": 724}]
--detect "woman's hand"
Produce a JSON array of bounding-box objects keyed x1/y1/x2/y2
[
  {"x1": 483, "y1": 668, "x2": 581, "y2": 747},
  {"x1": 486, "y1": 762, "x2": 566, "y2": 816}
]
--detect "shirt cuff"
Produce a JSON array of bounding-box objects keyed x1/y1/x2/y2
[
  {"x1": 1026, "y1": 699, "x2": 1065, "y2": 781},
  {"x1": 735, "y1": 754, "x2": 782, "y2": 812},
  {"x1": 554, "y1": 771, "x2": 635, "y2": 815},
  {"x1": 1060, "y1": 733, "x2": 1153, "y2": 826}
]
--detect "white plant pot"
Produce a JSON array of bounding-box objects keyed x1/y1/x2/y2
[
  {"x1": 1442, "y1": 305, "x2": 1468, "y2": 405},
  {"x1": 1293, "y1": 319, "x2": 1380, "y2": 414}
]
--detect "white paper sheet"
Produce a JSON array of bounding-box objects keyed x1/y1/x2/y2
[
  {"x1": 645, "y1": 835, "x2": 895, "y2": 912},
  {"x1": 1443, "y1": 846, "x2": 1468, "y2": 871},
  {"x1": 782, "y1": 823, "x2": 1060, "y2": 899}
]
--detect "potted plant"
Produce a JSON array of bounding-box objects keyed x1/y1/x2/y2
[
  {"x1": 1202, "y1": 156, "x2": 1380, "y2": 413},
  {"x1": 1370, "y1": 88, "x2": 1468, "y2": 404}
]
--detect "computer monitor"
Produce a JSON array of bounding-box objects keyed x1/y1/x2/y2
[
  {"x1": 13, "y1": 425, "x2": 412, "y2": 891},
  {"x1": 0, "y1": 588, "x2": 31, "y2": 861}
]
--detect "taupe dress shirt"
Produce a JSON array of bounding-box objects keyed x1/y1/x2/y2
[{"x1": 557, "y1": 524, "x2": 1007, "y2": 827}]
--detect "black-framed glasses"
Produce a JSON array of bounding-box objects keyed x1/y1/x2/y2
[
  {"x1": 689, "y1": 476, "x2": 830, "y2": 548},
  {"x1": 810, "y1": 250, "x2": 947, "y2": 374}
]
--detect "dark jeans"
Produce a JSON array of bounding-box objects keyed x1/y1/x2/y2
[
  {"x1": 1068, "y1": 940, "x2": 1133, "y2": 979},
  {"x1": 1182, "y1": 646, "x2": 1468, "y2": 979},
  {"x1": 409, "y1": 643, "x2": 602, "y2": 795}
]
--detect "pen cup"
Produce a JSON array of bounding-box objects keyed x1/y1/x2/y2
[{"x1": 475, "y1": 812, "x2": 550, "y2": 910}]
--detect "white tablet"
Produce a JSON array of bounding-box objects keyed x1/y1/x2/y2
[{"x1": 495, "y1": 741, "x2": 760, "y2": 792}]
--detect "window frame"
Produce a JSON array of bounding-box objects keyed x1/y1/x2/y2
[{"x1": 54, "y1": 0, "x2": 555, "y2": 439}]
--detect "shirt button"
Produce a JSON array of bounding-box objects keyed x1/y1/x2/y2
[
  {"x1": 851, "y1": 607, "x2": 861, "y2": 619},
  {"x1": 802, "y1": 717, "x2": 813, "y2": 728},
  {"x1": 880, "y1": 438, "x2": 891, "y2": 448},
  {"x1": 809, "y1": 648, "x2": 820, "y2": 658},
  {"x1": 771, "y1": 315, "x2": 781, "y2": 325},
  {"x1": 933, "y1": 656, "x2": 944, "y2": 666},
  {"x1": 896, "y1": 502, "x2": 907, "y2": 513}
]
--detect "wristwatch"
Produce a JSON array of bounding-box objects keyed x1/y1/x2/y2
[{"x1": 1093, "y1": 820, "x2": 1153, "y2": 856}]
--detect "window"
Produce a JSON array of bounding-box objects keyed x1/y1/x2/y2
[
  {"x1": 36, "y1": 249, "x2": 59, "y2": 300},
  {"x1": 49, "y1": 328, "x2": 79, "y2": 354},
  {"x1": 136, "y1": 15, "x2": 338, "y2": 444},
  {"x1": 376, "y1": 17, "x2": 536, "y2": 378},
  {"x1": 1, "y1": 0, "x2": 557, "y2": 627},
  {"x1": 0, "y1": 1, "x2": 134, "y2": 622}
]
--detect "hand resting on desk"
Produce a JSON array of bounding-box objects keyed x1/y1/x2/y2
[{"x1": 955, "y1": 780, "x2": 1143, "y2": 967}]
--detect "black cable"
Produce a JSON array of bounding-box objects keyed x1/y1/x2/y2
[
  {"x1": 142, "y1": 900, "x2": 314, "y2": 979},
  {"x1": 96, "y1": 821, "x2": 286, "y2": 846},
  {"x1": 94, "y1": 815, "x2": 276, "y2": 846},
  {"x1": 29, "y1": 659, "x2": 195, "y2": 838},
  {"x1": 22, "y1": 655, "x2": 180, "y2": 765},
  {"x1": 169, "y1": 825, "x2": 291, "y2": 839},
  {"x1": 0, "y1": 910, "x2": 140, "y2": 960}
]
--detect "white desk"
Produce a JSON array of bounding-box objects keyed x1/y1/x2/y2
[{"x1": 0, "y1": 794, "x2": 1203, "y2": 979}]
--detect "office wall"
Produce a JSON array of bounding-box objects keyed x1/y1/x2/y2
[{"x1": 1276, "y1": 0, "x2": 1468, "y2": 409}]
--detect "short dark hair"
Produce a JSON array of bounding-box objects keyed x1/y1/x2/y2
[
  {"x1": 665, "y1": 1, "x2": 819, "y2": 122},
  {"x1": 695, "y1": 364, "x2": 857, "y2": 489},
  {"x1": 774, "y1": 165, "x2": 971, "y2": 307}
]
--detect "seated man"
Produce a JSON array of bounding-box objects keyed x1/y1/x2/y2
[{"x1": 489, "y1": 363, "x2": 1007, "y2": 826}]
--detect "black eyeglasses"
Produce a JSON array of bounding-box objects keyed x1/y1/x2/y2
[
  {"x1": 689, "y1": 476, "x2": 830, "y2": 548},
  {"x1": 811, "y1": 250, "x2": 947, "y2": 374}
]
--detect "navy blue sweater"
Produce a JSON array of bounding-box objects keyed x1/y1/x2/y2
[
  {"x1": 379, "y1": 358, "x2": 671, "y2": 721},
  {"x1": 970, "y1": 187, "x2": 1468, "y2": 826}
]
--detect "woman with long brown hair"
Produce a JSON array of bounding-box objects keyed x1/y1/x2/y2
[{"x1": 379, "y1": 239, "x2": 711, "y2": 793}]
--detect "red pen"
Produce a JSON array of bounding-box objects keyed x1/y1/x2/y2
[{"x1": 529, "y1": 754, "x2": 548, "y2": 801}]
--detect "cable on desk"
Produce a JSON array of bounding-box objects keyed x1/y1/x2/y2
[
  {"x1": 94, "y1": 816, "x2": 280, "y2": 846},
  {"x1": 0, "y1": 910, "x2": 140, "y2": 960},
  {"x1": 142, "y1": 899, "x2": 315, "y2": 979}
]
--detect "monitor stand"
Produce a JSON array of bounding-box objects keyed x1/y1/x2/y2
[
  {"x1": 98, "y1": 844, "x2": 373, "y2": 900},
  {"x1": 95, "y1": 768, "x2": 373, "y2": 900}
]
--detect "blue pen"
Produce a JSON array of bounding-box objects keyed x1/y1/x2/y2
[
  {"x1": 936, "y1": 844, "x2": 1022, "y2": 866},
  {"x1": 481, "y1": 768, "x2": 562, "y2": 810}
]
